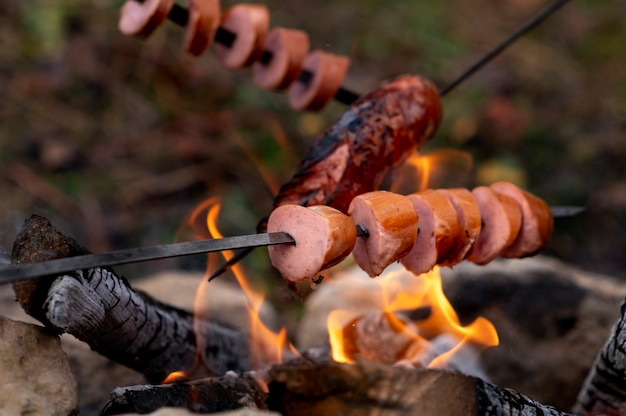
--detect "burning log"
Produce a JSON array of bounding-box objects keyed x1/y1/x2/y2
[
  {"x1": 101, "y1": 372, "x2": 266, "y2": 415},
  {"x1": 575, "y1": 299, "x2": 626, "y2": 415},
  {"x1": 10, "y1": 214, "x2": 251, "y2": 383},
  {"x1": 267, "y1": 360, "x2": 572, "y2": 415}
]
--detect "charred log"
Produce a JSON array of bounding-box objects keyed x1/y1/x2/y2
[
  {"x1": 574, "y1": 299, "x2": 626, "y2": 415},
  {"x1": 101, "y1": 372, "x2": 266, "y2": 415},
  {"x1": 267, "y1": 360, "x2": 572, "y2": 416},
  {"x1": 11, "y1": 214, "x2": 251, "y2": 383}
]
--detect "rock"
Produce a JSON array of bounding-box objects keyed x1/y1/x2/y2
[
  {"x1": 0, "y1": 314, "x2": 78, "y2": 415},
  {"x1": 441, "y1": 256, "x2": 626, "y2": 411},
  {"x1": 296, "y1": 256, "x2": 626, "y2": 412}
]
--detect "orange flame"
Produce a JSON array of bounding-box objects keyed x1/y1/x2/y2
[
  {"x1": 327, "y1": 266, "x2": 498, "y2": 368},
  {"x1": 205, "y1": 201, "x2": 298, "y2": 368},
  {"x1": 392, "y1": 149, "x2": 474, "y2": 193},
  {"x1": 163, "y1": 198, "x2": 298, "y2": 384}
]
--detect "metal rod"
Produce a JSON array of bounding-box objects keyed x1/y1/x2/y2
[
  {"x1": 0, "y1": 232, "x2": 294, "y2": 284},
  {"x1": 439, "y1": 0, "x2": 571, "y2": 96}
]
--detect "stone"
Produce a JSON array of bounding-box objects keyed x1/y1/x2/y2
[{"x1": 0, "y1": 314, "x2": 78, "y2": 416}]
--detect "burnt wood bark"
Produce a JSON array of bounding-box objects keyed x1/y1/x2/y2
[
  {"x1": 10, "y1": 214, "x2": 251, "y2": 383},
  {"x1": 100, "y1": 372, "x2": 266, "y2": 415},
  {"x1": 574, "y1": 299, "x2": 626, "y2": 415},
  {"x1": 267, "y1": 360, "x2": 573, "y2": 416}
]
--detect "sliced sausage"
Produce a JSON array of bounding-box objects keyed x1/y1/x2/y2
[
  {"x1": 252, "y1": 27, "x2": 310, "y2": 90},
  {"x1": 287, "y1": 50, "x2": 350, "y2": 111},
  {"x1": 184, "y1": 0, "x2": 220, "y2": 56},
  {"x1": 467, "y1": 186, "x2": 522, "y2": 265},
  {"x1": 490, "y1": 181, "x2": 553, "y2": 258},
  {"x1": 267, "y1": 204, "x2": 356, "y2": 283},
  {"x1": 438, "y1": 188, "x2": 482, "y2": 265},
  {"x1": 348, "y1": 191, "x2": 419, "y2": 277},
  {"x1": 118, "y1": 0, "x2": 174, "y2": 38},
  {"x1": 400, "y1": 189, "x2": 463, "y2": 274},
  {"x1": 215, "y1": 4, "x2": 270, "y2": 68}
]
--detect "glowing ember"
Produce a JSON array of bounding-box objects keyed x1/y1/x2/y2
[{"x1": 327, "y1": 266, "x2": 499, "y2": 369}]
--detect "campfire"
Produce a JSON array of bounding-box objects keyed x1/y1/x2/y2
[{"x1": 3, "y1": 1, "x2": 626, "y2": 415}]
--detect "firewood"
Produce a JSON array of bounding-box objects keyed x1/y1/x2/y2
[
  {"x1": 10, "y1": 214, "x2": 251, "y2": 383},
  {"x1": 574, "y1": 299, "x2": 626, "y2": 415},
  {"x1": 266, "y1": 360, "x2": 572, "y2": 416},
  {"x1": 100, "y1": 372, "x2": 266, "y2": 415}
]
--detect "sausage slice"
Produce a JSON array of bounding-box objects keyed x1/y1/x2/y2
[
  {"x1": 215, "y1": 4, "x2": 270, "y2": 68},
  {"x1": 288, "y1": 50, "x2": 350, "y2": 111},
  {"x1": 438, "y1": 188, "x2": 482, "y2": 265},
  {"x1": 252, "y1": 27, "x2": 310, "y2": 90},
  {"x1": 400, "y1": 189, "x2": 463, "y2": 274},
  {"x1": 490, "y1": 181, "x2": 553, "y2": 258},
  {"x1": 348, "y1": 191, "x2": 419, "y2": 277},
  {"x1": 467, "y1": 186, "x2": 522, "y2": 265},
  {"x1": 183, "y1": 0, "x2": 220, "y2": 56},
  {"x1": 118, "y1": 0, "x2": 174, "y2": 38},
  {"x1": 267, "y1": 204, "x2": 356, "y2": 283}
]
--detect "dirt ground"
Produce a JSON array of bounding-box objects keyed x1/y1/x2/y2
[{"x1": 1, "y1": 0, "x2": 625, "y2": 287}]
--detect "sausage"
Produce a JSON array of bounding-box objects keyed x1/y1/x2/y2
[
  {"x1": 438, "y1": 188, "x2": 482, "y2": 265},
  {"x1": 273, "y1": 75, "x2": 442, "y2": 216},
  {"x1": 467, "y1": 186, "x2": 522, "y2": 265},
  {"x1": 118, "y1": 0, "x2": 174, "y2": 38},
  {"x1": 287, "y1": 50, "x2": 350, "y2": 111},
  {"x1": 490, "y1": 181, "x2": 553, "y2": 258},
  {"x1": 267, "y1": 204, "x2": 356, "y2": 283},
  {"x1": 400, "y1": 189, "x2": 463, "y2": 274},
  {"x1": 215, "y1": 4, "x2": 270, "y2": 68},
  {"x1": 211, "y1": 75, "x2": 441, "y2": 281},
  {"x1": 183, "y1": 0, "x2": 220, "y2": 56},
  {"x1": 252, "y1": 27, "x2": 310, "y2": 90},
  {"x1": 348, "y1": 191, "x2": 418, "y2": 277}
]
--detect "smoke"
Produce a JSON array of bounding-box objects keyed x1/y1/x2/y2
[{"x1": 0, "y1": 245, "x2": 10, "y2": 265}]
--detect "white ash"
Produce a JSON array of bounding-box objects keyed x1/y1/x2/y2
[
  {"x1": 0, "y1": 245, "x2": 9, "y2": 265},
  {"x1": 398, "y1": 333, "x2": 489, "y2": 381}
]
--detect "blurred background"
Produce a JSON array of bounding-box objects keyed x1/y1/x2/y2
[{"x1": 0, "y1": 0, "x2": 625, "y2": 284}]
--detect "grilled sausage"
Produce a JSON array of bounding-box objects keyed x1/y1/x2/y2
[
  {"x1": 467, "y1": 186, "x2": 522, "y2": 264},
  {"x1": 490, "y1": 181, "x2": 553, "y2": 258},
  {"x1": 273, "y1": 75, "x2": 442, "y2": 215},
  {"x1": 400, "y1": 189, "x2": 464, "y2": 274},
  {"x1": 348, "y1": 191, "x2": 419, "y2": 277},
  {"x1": 438, "y1": 188, "x2": 482, "y2": 265}
]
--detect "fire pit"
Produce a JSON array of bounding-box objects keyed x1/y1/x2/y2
[{"x1": 3, "y1": 212, "x2": 626, "y2": 415}]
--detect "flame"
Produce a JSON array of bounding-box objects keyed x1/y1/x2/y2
[
  {"x1": 162, "y1": 371, "x2": 188, "y2": 384},
  {"x1": 392, "y1": 149, "x2": 474, "y2": 193},
  {"x1": 327, "y1": 266, "x2": 498, "y2": 368},
  {"x1": 325, "y1": 147, "x2": 498, "y2": 368},
  {"x1": 163, "y1": 198, "x2": 298, "y2": 384},
  {"x1": 204, "y1": 200, "x2": 298, "y2": 368}
]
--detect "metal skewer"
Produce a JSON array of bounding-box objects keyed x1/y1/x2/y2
[{"x1": 0, "y1": 205, "x2": 583, "y2": 284}]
